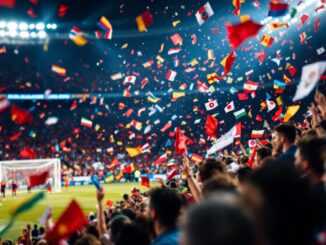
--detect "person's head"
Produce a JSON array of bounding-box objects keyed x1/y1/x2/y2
[
  {"x1": 202, "y1": 174, "x2": 236, "y2": 197},
  {"x1": 237, "y1": 167, "x2": 253, "y2": 184},
  {"x1": 33, "y1": 224, "x2": 38, "y2": 229},
  {"x1": 295, "y1": 137, "x2": 326, "y2": 177},
  {"x1": 183, "y1": 199, "x2": 255, "y2": 245},
  {"x1": 198, "y1": 159, "x2": 225, "y2": 182},
  {"x1": 246, "y1": 160, "x2": 326, "y2": 245},
  {"x1": 273, "y1": 123, "x2": 296, "y2": 151},
  {"x1": 238, "y1": 156, "x2": 249, "y2": 166},
  {"x1": 255, "y1": 147, "x2": 272, "y2": 167},
  {"x1": 149, "y1": 187, "x2": 183, "y2": 232},
  {"x1": 115, "y1": 224, "x2": 151, "y2": 245},
  {"x1": 295, "y1": 127, "x2": 303, "y2": 144},
  {"x1": 121, "y1": 208, "x2": 136, "y2": 221},
  {"x1": 74, "y1": 234, "x2": 101, "y2": 245},
  {"x1": 108, "y1": 215, "x2": 132, "y2": 243},
  {"x1": 302, "y1": 129, "x2": 318, "y2": 138}
]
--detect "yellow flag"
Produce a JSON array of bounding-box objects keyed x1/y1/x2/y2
[
  {"x1": 126, "y1": 147, "x2": 142, "y2": 157},
  {"x1": 284, "y1": 105, "x2": 300, "y2": 122}
]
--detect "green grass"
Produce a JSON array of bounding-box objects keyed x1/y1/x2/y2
[{"x1": 0, "y1": 182, "x2": 152, "y2": 241}]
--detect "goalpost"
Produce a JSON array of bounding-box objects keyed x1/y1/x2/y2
[{"x1": 0, "y1": 159, "x2": 61, "y2": 193}]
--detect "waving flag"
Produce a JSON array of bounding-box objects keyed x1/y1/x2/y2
[
  {"x1": 218, "y1": 51, "x2": 236, "y2": 79},
  {"x1": 0, "y1": 95, "x2": 9, "y2": 112},
  {"x1": 154, "y1": 154, "x2": 167, "y2": 165},
  {"x1": 136, "y1": 10, "x2": 154, "y2": 32},
  {"x1": 46, "y1": 200, "x2": 87, "y2": 243},
  {"x1": 268, "y1": 1, "x2": 289, "y2": 17},
  {"x1": 206, "y1": 114, "x2": 218, "y2": 137},
  {"x1": 69, "y1": 26, "x2": 87, "y2": 46},
  {"x1": 29, "y1": 171, "x2": 49, "y2": 187},
  {"x1": 206, "y1": 123, "x2": 240, "y2": 156},
  {"x1": 260, "y1": 34, "x2": 274, "y2": 47},
  {"x1": 51, "y1": 65, "x2": 66, "y2": 76},
  {"x1": 284, "y1": 105, "x2": 300, "y2": 122},
  {"x1": 227, "y1": 20, "x2": 263, "y2": 49},
  {"x1": 123, "y1": 75, "x2": 136, "y2": 85},
  {"x1": 166, "y1": 70, "x2": 177, "y2": 81},
  {"x1": 98, "y1": 16, "x2": 113, "y2": 39},
  {"x1": 195, "y1": 2, "x2": 214, "y2": 25},
  {"x1": 224, "y1": 101, "x2": 235, "y2": 113},
  {"x1": 205, "y1": 100, "x2": 218, "y2": 111},
  {"x1": 174, "y1": 127, "x2": 190, "y2": 155},
  {"x1": 243, "y1": 81, "x2": 259, "y2": 93},
  {"x1": 232, "y1": 0, "x2": 244, "y2": 16}
]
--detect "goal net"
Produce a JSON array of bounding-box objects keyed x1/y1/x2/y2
[{"x1": 0, "y1": 159, "x2": 61, "y2": 193}]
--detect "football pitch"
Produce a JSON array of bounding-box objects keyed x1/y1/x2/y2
[{"x1": 0, "y1": 182, "x2": 153, "y2": 241}]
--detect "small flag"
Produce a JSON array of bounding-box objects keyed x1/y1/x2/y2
[
  {"x1": 195, "y1": 2, "x2": 214, "y2": 25},
  {"x1": 111, "y1": 72, "x2": 123, "y2": 80},
  {"x1": 141, "y1": 176, "x2": 150, "y2": 188},
  {"x1": 69, "y1": 26, "x2": 87, "y2": 46},
  {"x1": 51, "y1": 65, "x2": 66, "y2": 76},
  {"x1": 284, "y1": 105, "x2": 300, "y2": 122},
  {"x1": 20, "y1": 148, "x2": 37, "y2": 159},
  {"x1": 206, "y1": 114, "x2": 218, "y2": 137},
  {"x1": 170, "y1": 33, "x2": 183, "y2": 45},
  {"x1": 126, "y1": 147, "x2": 142, "y2": 157},
  {"x1": 97, "y1": 16, "x2": 113, "y2": 39},
  {"x1": 268, "y1": 1, "x2": 289, "y2": 17},
  {"x1": 190, "y1": 154, "x2": 203, "y2": 164},
  {"x1": 260, "y1": 34, "x2": 274, "y2": 47},
  {"x1": 136, "y1": 10, "x2": 154, "y2": 32},
  {"x1": 29, "y1": 171, "x2": 49, "y2": 187},
  {"x1": 81, "y1": 117, "x2": 92, "y2": 128},
  {"x1": 131, "y1": 119, "x2": 142, "y2": 131},
  {"x1": 207, "y1": 73, "x2": 219, "y2": 84},
  {"x1": 172, "y1": 91, "x2": 186, "y2": 100},
  {"x1": 224, "y1": 101, "x2": 235, "y2": 113},
  {"x1": 233, "y1": 108, "x2": 246, "y2": 120},
  {"x1": 205, "y1": 100, "x2": 218, "y2": 111},
  {"x1": 168, "y1": 47, "x2": 181, "y2": 55},
  {"x1": 174, "y1": 127, "x2": 190, "y2": 155},
  {"x1": 154, "y1": 154, "x2": 167, "y2": 165},
  {"x1": 123, "y1": 75, "x2": 136, "y2": 85},
  {"x1": 251, "y1": 130, "x2": 264, "y2": 138},
  {"x1": 243, "y1": 80, "x2": 259, "y2": 93},
  {"x1": 166, "y1": 70, "x2": 177, "y2": 81},
  {"x1": 0, "y1": 95, "x2": 9, "y2": 112},
  {"x1": 300, "y1": 32, "x2": 307, "y2": 44}
]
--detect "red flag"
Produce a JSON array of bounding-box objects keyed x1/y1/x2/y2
[
  {"x1": 272, "y1": 106, "x2": 283, "y2": 121},
  {"x1": 20, "y1": 148, "x2": 36, "y2": 159},
  {"x1": 10, "y1": 105, "x2": 33, "y2": 125},
  {"x1": 29, "y1": 171, "x2": 49, "y2": 187},
  {"x1": 141, "y1": 176, "x2": 150, "y2": 188},
  {"x1": 0, "y1": 0, "x2": 15, "y2": 7},
  {"x1": 106, "y1": 200, "x2": 113, "y2": 208},
  {"x1": 205, "y1": 115, "x2": 218, "y2": 137},
  {"x1": 247, "y1": 145, "x2": 258, "y2": 168},
  {"x1": 255, "y1": 49, "x2": 266, "y2": 65},
  {"x1": 46, "y1": 200, "x2": 87, "y2": 244},
  {"x1": 167, "y1": 166, "x2": 179, "y2": 180},
  {"x1": 218, "y1": 51, "x2": 236, "y2": 80},
  {"x1": 58, "y1": 4, "x2": 69, "y2": 17},
  {"x1": 227, "y1": 20, "x2": 263, "y2": 49},
  {"x1": 9, "y1": 131, "x2": 22, "y2": 141},
  {"x1": 108, "y1": 157, "x2": 120, "y2": 170},
  {"x1": 233, "y1": 0, "x2": 241, "y2": 16},
  {"x1": 174, "y1": 127, "x2": 189, "y2": 155}
]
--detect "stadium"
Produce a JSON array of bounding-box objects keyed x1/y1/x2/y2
[{"x1": 0, "y1": 0, "x2": 326, "y2": 244}]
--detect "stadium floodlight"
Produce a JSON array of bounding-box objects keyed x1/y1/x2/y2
[
  {"x1": 51, "y1": 23, "x2": 57, "y2": 29},
  {"x1": 36, "y1": 22, "x2": 45, "y2": 30},
  {"x1": 8, "y1": 29, "x2": 17, "y2": 37},
  {"x1": 0, "y1": 30, "x2": 6, "y2": 37},
  {"x1": 19, "y1": 31, "x2": 30, "y2": 38},
  {"x1": 29, "y1": 23, "x2": 35, "y2": 29},
  {"x1": 0, "y1": 21, "x2": 6, "y2": 28},
  {"x1": 38, "y1": 31, "x2": 47, "y2": 39},
  {"x1": 46, "y1": 23, "x2": 52, "y2": 29},
  {"x1": 19, "y1": 22, "x2": 28, "y2": 31},
  {"x1": 7, "y1": 21, "x2": 18, "y2": 30},
  {"x1": 30, "y1": 32, "x2": 37, "y2": 38}
]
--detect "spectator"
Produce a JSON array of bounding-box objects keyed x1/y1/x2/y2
[
  {"x1": 148, "y1": 188, "x2": 183, "y2": 245},
  {"x1": 183, "y1": 198, "x2": 255, "y2": 245},
  {"x1": 295, "y1": 137, "x2": 326, "y2": 195},
  {"x1": 273, "y1": 123, "x2": 297, "y2": 164},
  {"x1": 255, "y1": 147, "x2": 272, "y2": 168},
  {"x1": 115, "y1": 224, "x2": 151, "y2": 245}
]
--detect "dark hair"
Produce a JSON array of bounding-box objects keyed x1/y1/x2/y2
[
  {"x1": 297, "y1": 137, "x2": 326, "y2": 175},
  {"x1": 223, "y1": 157, "x2": 234, "y2": 166},
  {"x1": 274, "y1": 123, "x2": 296, "y2": 144},
  {"x1": 149, "y1": 187, "x2": 182, "y2": 227},
  {"x1": 248, "y1": 160, "x2": 326, "y2": 245},
  {"x1": 319, "y1": 119, "x2": 326, "y2": 132},
  {"x1": 202, "y1": 174, "x2": 236, "y2": 196},
  {"x1": 74, "y1": 234, "x2": 101, "y2": 245},
  {"x1": 239, "y1": 156, "x2": 249, "y2": 165},
  {"x1": 237, "y1": 167, "x2": 253, "y2": 183},
  {"x1": 115, "y1": 224, "x2": 150, "y2": 245},
  {"x1": 185, "y1": 200, "x2": 255, "y2": 245},
  {"x1": 109, "y1": 215, "x2": 131, "y2": 243},
  {"x1": 199, "y1": 159, "x2": 225, "y2": 182},
  {"x1": 85, "y1": 224, "x2": 99, "y2": 238},
  {"x1": 121, "y1": 208, "x2": 136, "y2": 221},
  {"x1": 256, "y1": 147, "x2": 272, "y2": 160}
]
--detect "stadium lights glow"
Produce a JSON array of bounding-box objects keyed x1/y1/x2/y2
[
  {"x1": 51, "y1": 23, "x2": 57, "y2": 29},
  {"x1": 19, "y1": 23, "x2": 28, "y2": 31},
  {"x1": 7, "y1": 22, "x2": 17, "y2": 30},
  {"x1": 38, "y1": 31, "x2": 47, "y2": 39},
  {"x1": 29, "y1": 24, "x2": 35, "y2": 29},
  {"x1": 36, "y1": 23, "x2": 45, "y2": 30},
  {"x1": 8, "y1": 29, "x2": 17, "y2": 37},
  {"x1": 0, "y1": 21, "x2": 6, "y2": 28},
  {"x1": 19, "y1": 31, "x2": 29, "y2": 38}
]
